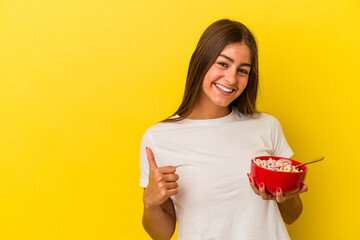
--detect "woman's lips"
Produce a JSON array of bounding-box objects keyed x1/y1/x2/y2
[{"x1": 214, "y1": 83, "x2": 234, "y2": 96}]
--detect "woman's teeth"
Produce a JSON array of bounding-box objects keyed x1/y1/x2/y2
[{"x1": 214, "y1": 83, "x2": 234, "y2": 93}]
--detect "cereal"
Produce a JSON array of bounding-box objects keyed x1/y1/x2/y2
[{"x1": 252, "y1": 158, "x2": 303, "y2": 172}]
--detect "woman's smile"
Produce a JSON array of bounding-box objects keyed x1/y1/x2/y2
[{"x1": 214, "y1": 83, "x2": 235, "y2": 94}]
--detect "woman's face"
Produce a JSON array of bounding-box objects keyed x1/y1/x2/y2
[{"x1": 199, "y1": 42, "x2": 251, "y2": 112}]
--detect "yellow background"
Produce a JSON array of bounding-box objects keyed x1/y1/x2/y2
[{"x1": 0, "y1": 0, "x2": 359, "y2": 239}]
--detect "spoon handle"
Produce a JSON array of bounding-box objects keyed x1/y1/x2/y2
[{"x1": 296, "y1": 157, "x2": 325, "y2": 167}]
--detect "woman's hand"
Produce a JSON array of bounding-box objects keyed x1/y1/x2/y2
[
  {"x1": 247, "y1": 173, "x2": 308, "y2": 203},
  {"x1": 143, "y1": 147, "x2": 179, "y2": 209}
]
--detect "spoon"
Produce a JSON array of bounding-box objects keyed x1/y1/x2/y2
[{"x1": 296, "y1": 157, "x2": 325, "y2": 167}]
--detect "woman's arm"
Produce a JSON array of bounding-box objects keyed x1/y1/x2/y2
[
  {"x1": 143, "y1": 193, "x2": 176, "y2": 240},
  {"x1": 142, "y1": 147, "x2": 179, "y2": 240},
  {"x1": 277, "y1": 194, "x2": 303, "y2": 225}
]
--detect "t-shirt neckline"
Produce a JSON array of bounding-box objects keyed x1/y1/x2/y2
[{"x1": 178, "y1": 106, "x2": 237, "y2": 125}]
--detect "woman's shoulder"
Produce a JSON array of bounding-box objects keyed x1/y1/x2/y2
[
  {"x1": 234, "y1": 110, "x2": 282, "y2": 128},
  {"x1": 143, "y1": 117, "x2": 181, "y2": 135},
  {"x1": 256, "y1": 112, "x2": 282, "y2": 124},
  {"x1": 257, "y1": 112, "x2": 278, "y2": 121},
  {"x1": 255, "y1": 112, "x2": 284, "y2": 130},
  {"x1": 233, "y1": 108, "x2": 277, "y2": 121}
]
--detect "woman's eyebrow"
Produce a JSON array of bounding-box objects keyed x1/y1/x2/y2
[{"x1": 219, "y1": 54, "x2": 251, "y2": 67}]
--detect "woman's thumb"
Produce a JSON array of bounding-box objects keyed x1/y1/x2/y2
[{"x1": 146, "y1": 147, "x2": 158, "y2": 171}]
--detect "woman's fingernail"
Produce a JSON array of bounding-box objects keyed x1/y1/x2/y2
[
  {"x1": 304, "y1": 185, "x2": 308, "y2": 191},
  {"x1": 248, "y1": 177, "x2": 252, "y2": 183},
  {"x1": 259, "y1": 182, "x2": 264, "y2": 188},
  {"x1": 247, "y1": 173, "x2": 250, "y2": 178},
  {"x1": 276, "y1": 187, "x2": 281, "y2": 193}
]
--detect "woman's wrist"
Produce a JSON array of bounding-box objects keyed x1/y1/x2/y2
[{"x1": 143, "y1": 197, "x2": 161, "y2": 211}]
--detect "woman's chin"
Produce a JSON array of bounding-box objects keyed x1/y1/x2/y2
[
  {"x1": 213, "y1": 102, "x2": 232, "y2": 108},
  {"x1": 213, "y1": 99, "x2": 233, "y2": 107}
]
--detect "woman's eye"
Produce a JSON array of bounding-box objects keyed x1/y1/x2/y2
[
  {"x1": 238, "y1": 69, "x2": 249, "y2": 74},
  {"x1": 217, "y1": 62, "x2": 227, "y2": 67}
]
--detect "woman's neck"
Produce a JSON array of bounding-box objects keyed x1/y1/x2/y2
[{"x1": 187, "y1": 105, "x2": 231, "y2": 120}]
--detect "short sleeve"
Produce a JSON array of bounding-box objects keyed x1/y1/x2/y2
[
  {"x1": 139, "y1": 130, "x2": 154, "y2": 188},
  {"x1": 267, "y1": 115, "x2": 294, "y2": 158}
]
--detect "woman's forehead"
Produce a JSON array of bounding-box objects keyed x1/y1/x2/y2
[{"x1": 218, "y1": 43, "x2": 252, "y2": 64}]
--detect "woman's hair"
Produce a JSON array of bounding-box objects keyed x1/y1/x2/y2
[{"x1": 160, "y1": 19, "x2": 259, "y2": 123}]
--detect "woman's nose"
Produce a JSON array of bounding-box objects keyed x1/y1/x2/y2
[{"x1": 225, "y1": 70, "x2": 237, "y2": 84}]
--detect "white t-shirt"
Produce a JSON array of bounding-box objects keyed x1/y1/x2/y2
[{"x1": 140, "y1": 105, "x2": 293, "y2": 240}]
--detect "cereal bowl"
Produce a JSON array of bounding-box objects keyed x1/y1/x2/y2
[{"x1": 250, "y1": 156, "x2": 307, "y2": 195}]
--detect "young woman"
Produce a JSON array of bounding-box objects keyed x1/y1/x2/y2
[{"x1": 139, "y1": 19, "x2": 307, "y2": 240}]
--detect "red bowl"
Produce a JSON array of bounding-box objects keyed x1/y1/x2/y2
[{"x1": 250, "y1": 156, "x2": 307, "y2": 195}]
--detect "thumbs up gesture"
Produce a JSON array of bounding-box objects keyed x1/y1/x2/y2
[{"x1": 143, "y1": 147, "x2": 179, "y2": 209}]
